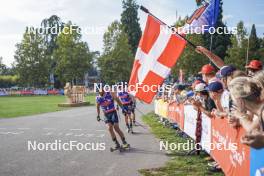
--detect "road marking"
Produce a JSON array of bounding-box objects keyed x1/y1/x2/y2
[
  {"x1": 96, "y1": 134, "x2": 105, "y2": 138},
  {"x1": 43, "y1": 132, "x2": 53, "y2": 136},
  {"x1": 96, "y1": 130, "x2": 106, "y2": 132},
  {"x1": 70, "y1": 129, "x2": 82, "y2": 131},
  {"x1": 65, "y1": 133, "x2": 73, "y2": 136},
  {"x1": 85, "y1": 134, "x2": 94, "y2": 137},
  {"x1": 74, "y1": 133, "x2": 84, "y2": 137},
  {"x1": 0, "y1": 131, "x2": 24, "y2": 135},
  {"x1": 43, "y1": 128, "x2": 56, "y2": 130}
]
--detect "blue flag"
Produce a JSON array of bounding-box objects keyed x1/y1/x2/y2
[{"x1": 182, "y1": 0, "x2": 220, "y2": 34}]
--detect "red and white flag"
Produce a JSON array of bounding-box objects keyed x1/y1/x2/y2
[{"x1": 128, "y1": 15, "x2": 187, "y2": 103}]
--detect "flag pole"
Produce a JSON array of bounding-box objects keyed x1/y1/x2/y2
[{"x1": 140, "y1": 6, "x2": 197, "y2": 48}]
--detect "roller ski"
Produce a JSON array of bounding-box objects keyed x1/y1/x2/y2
[
  {"x1": 110, "y1": 143, "x2": 122, "y2": 152},
  {"x1": 120, "y1": 143, "x2": 131, "y2": 151}
]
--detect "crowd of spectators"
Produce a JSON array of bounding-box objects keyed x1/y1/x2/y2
[{"x1": 156, "y1": 59, "x2": 264, "y2": 172}]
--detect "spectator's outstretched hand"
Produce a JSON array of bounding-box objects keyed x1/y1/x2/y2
[
  {"x1": 190, "y1": 99, "x2": 202, "y2": 108},
  {"x1": 241, "y1": 132, "x2": 264, "y2": 149},
  {"x1": 195, "y1": 46, "x2": 224, "y2": 68},
  {"x1": 228, "y1": 116, "x2": 240, "y2": 128}
]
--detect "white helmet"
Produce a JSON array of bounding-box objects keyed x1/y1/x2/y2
[{"x1": 194, "y1": 83, "x2": 207, "y2": 92}]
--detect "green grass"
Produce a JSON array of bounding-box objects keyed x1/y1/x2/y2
[
  {"x1": 140, "y1": 112, "x2": 224, "y2": 176},
  {"x1": 0, "y1": 94, "x2": 95, "y2": 118}
]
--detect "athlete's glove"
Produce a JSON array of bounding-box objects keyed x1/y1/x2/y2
[{"x1": 97, "y1": 115, "x2": 101, "y2": 122}]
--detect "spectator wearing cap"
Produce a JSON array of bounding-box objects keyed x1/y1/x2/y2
[
  {"x1": 219, "y1": 66, "x2": 246, "y2": 109},
  {"x1": 246, "y1": 60, "x2": 263, "y2": 77},
  {"x1": 191, "y1": 78, "x2": 206, "y2": 89},
  {"x1": 219, "y1": 66, "x2": 236, "y2": 109},
  {"x1": 191, "y1": 83, "x2": 216, "y2": 118},
  {"x1": 199, "y1": 64, "x2": 217, "y2": 84},
  {"x1": 170, "y1": 84, "x2": 186, "y2": 104},
  {"x1": 220, "y1": 66, "x2": 247, "y2": 89},
  {"x1": 219, "y1": 65, "x2": 247, "y2": 126},
  {"x1": 229, "y1": 77, "x2": 264, "y2": 149},
  {"x1": 173, "y1": 84, "x2": 185, "y2": 94},
  {"x1": 208, "y1": 81, "x2": 226, "y2": 118}
]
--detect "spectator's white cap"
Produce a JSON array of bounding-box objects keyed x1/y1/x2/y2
[{"x1": 194, "y1": 83, "x2": 207, "y2": 92}]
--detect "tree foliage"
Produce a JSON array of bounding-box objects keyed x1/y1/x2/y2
[
  {"x1": 14, "y1": 29, "x2": 50, "y2": 87},
  {"x1": 224, "y1": 21, "x2": 248, "y2": 70},
  {"x1": 41, "y1": 15, "x2": 64, "y2": 55},
  {"x1": 0, "y1": 57, "x2": 7, "y2": 75},
  {"x1": 98, "y1": 21, "x2": 134, "y2": 84},
  {"x1": 53, "y1": 22, "x2": 92, "y2": 85},
  {"x1": 248, "y1": 24, "x2": 261, "y2": 60},
  {"x1": 121, "y1": 0, "x2": 142, "y2": 55},
  {"x1": 0, "y1": 75, "x2": 18, "y2": 88}
]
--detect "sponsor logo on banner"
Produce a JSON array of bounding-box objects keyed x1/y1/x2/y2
[
  {"x1": 168, "y1": 103, "x2": 184, "y2": 129},
  {"x1": 200, "y1": 113, "x2": 211, "y2": 153},
  {"x1": 183, "y1": 105, "x2": 211, "y2": 153},
  {"x1": 183, "y1": 105, "x2": 197, "y2": 139},
  {"x1": 211, "y1": 117, "x2": 250, "y2": 176}
]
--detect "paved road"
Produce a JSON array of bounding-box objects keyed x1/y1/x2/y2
[{"x1": 0, "y1": 103, "x2": 167, "y2": 176}]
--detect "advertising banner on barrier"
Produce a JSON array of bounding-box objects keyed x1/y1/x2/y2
[
  {"x1": 250, "y1": 148, "x2": 264, "y2": 176},
  {"x1": 156, "y1": 99, "x2": 162, "y2": 117},
  {"x1": 159, "y1": 101, "x2": 169, "y2": 118},
  {"x1": 154, "y1": 99, "x2": 168, "y2": 118},
  {"x1": 183, "y1": 105, "x2": 211, "y2": 153},
  {"x1": 47, "y1": 90, "x2": 59, "y2": 95},
  {"x1": 20, "y1": 90, "x2": 34, "y2": 95},
  {"x1": 211, "y1": 117, "x2": 250, "y2": 176},
  {"x1": 183, "y1": 105, "x2": 197, "y2": 139},
  {"x1": 33, "y1": 89, "x2": 48, "y2": 95},
  {"x1": 155, "y1": 102, "x2": 263, "y2": 175},
  {"x1": 168, "y1": 103, "x2": 184, "y2": 130},
  {"x1": 154, "y1": 100, "x2": 159, "y2": 115},
  {"x1": 200, "y1": 113, "x2": 211, "y2": 153},
  {"x1": 0, "y1": 91, "x2": 8, "y2": 96}
]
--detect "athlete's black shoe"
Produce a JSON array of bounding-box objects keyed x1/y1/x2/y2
[{"x1": 114, "y1": 142, "x2": 121, "y2": 149}]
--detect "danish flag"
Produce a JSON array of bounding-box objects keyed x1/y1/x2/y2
[{"x1": 128, "y1": 15, "x2": 187, "y2": 103}]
